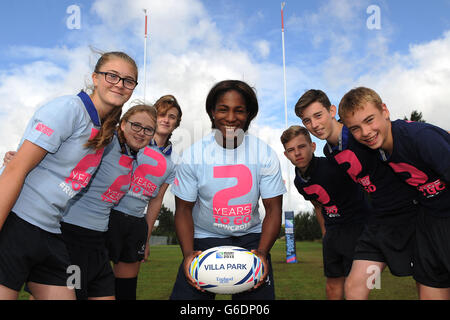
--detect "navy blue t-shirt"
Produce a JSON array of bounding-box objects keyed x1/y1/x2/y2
[
  {"x1": 324, "y1": 126, "x2": 419, "y2": 224},
  {"x1": 378, "y1": 120, "x2": 450, "y2": 217},
  {"x1": 294, "y1": 156, "x2": 370, "y2": 227}
]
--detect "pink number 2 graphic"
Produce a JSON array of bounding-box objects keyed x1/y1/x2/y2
[
  {"x1": 303, "y1": 184, "x2": 339, "y2": 216},
  {"x1": 303, "y1": 184, "x2": 331, "y2": 205},
  {"x1": 334, "y1": 150, "x2": 362, "y2": 183},
  {"x1": 388, "y1": 162, "x2": 428, "y2": 187},
  {"x1": 64, "y1": 128, "x2": 104, "y2": 191},
  {"x1": 334, "y1": 150, "x2": 376, "y2": 193},
  {"x1": 131, "y1": 147, "x2": 167, "y2": 197},
  {"x1": 101, "y1": 155, "x2": 135, "y2": 203},
  {"x1": 212, "y1": 165, "x2": 253, "y2": 226}
]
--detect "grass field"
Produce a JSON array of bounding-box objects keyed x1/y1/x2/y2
[
  {"x1": 137, "y1": 239, "x2": 418, "y2": 300},
  {"x1": 19, "y1": 239, "x2": 419, "y2": 300}
]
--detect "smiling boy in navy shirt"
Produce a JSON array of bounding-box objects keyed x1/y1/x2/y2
[
  {"x1": 295, "y1": 89, "x2": 420, "y2": 300},
  {"x1": 339, "y1": 86, "x2": 450, "y2": 300}
]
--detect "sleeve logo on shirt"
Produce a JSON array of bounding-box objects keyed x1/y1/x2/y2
[{"x1": 35, "y1": 123, "x2": 54, "y2": 137}]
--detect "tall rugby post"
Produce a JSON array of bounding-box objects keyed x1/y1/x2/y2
[
  {"x1": 281, "y1": 2, "x2": 297, "y2": 263},
  {"x1": 143, "y1": 9, "x2": 148, "y2": 103}
]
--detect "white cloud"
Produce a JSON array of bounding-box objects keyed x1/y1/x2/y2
[
  {"x1": 356, "y1": 30, "x2": 450, "y2": 129},
  {"x1": 287, "y1": 0, "x2": 369, "y2": 48},
  {"x1": 90, "y1": 0, "x2": 219, "y2": 54},
  {"x1": 284, "y1": 0, "x2": 449, "y2": 130},
  {"x1": 0, "y1": 46, "x2": 93, "y2": 153},
  {"x1": 254, "y1": 40, "x2": 270, "y2": 59}
]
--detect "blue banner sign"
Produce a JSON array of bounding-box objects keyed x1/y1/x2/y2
[{"x1": 284, "y1": 211, "x2": 297, "y2": 263}]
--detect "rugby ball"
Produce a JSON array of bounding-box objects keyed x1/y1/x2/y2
[{"x1": 189, "y1": 246, "x2": 264, "y2": 294}]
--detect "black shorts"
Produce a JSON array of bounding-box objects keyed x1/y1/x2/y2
[
  {"x1": 106, "y1": 210, "x2": 148, "y2": 264},
  {"x1": 169, "y1": 233, "x2": 275, "y2": 300},
  {"x1": 323, "y1": 222, "x2": 365, "y2": 278},
  {"x1": 413, "y1": 209, "x2": 450, "y2": 288},
  {"x1": 0, "y1": 212, "x2": 71, "y2": 291},
  {"x1": 61, "y1": 222, "x2": 115, "y2": 299},
  {"x1": 353, "y1": 219, "x2": 416, "y2": 277}
]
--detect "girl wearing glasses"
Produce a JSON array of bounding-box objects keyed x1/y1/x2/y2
[
  {"x1": 170, "y1": 80, "x2": 286, "y2": 300},
  {"x1": 59, "y1": 104, "x2": 156, "y2": 300},
  {"x1": 13, "y1": 104, "x2": 156, "y2": 300},
  {"x1": 0, "y1": 51, "x2": 138, "y2": 300},
  {"x1": 107, "y1": 95, "x2": 182, "y2": 300}
]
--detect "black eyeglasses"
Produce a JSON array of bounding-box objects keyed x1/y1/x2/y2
[
  {"x1": 95, "y1": 71, "x2": 138, "y2": 90},
  {"x1": 127, "y1": 121, "x2": 155, "y2": 136}
]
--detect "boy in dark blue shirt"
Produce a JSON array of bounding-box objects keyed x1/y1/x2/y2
[
  {"x1": 281, "y1": 125, "x2": 370, "y2": 299},
  {"x1": 339, "y1": 86, "x2": 450, "y2": 300},
  {"x1": 295, "y1": 89, "x2": 420, "y2": 299}
]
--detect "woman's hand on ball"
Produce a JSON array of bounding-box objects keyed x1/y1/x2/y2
[
  {"x1": 183, "y1": 250, "x2": 205, "y2": 292},
  {"x1": 251, "y1": 249, "x2": 269, "y2": 290}
]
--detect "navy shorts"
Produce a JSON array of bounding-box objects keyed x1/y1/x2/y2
[
  {"x1": 106, "y1": 209, "x2": 148, "y2": 264},
  {"x1": 323, "y1": 222, "x2": 365, "y2": 278},
  {"x1": 0, "y1": 212, "x2": 71, "y2": 291},
  {"x1": 352, "y1": 219, "x2": 416, "y2": 277},
  {"x1": 413, "y1": 209, "x2": 450, "y2": 288},
  {"x1": 169, "y1": 233, "x2": 275, "y2": 300},
  {"x1": 61, "y1": 222, "x2": 115, "y2": 299}
]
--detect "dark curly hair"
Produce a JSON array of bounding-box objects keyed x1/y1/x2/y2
[{"x1": 205, "y1": 80, "x2": 259, "y2": 132}]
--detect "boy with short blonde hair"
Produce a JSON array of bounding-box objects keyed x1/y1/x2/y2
[
  {"x1": 339, "y1": 86, "x2": 450, "y2": 300},
  {"x1": 295, "y1": 89, "x2": 420, "y2": 300}
]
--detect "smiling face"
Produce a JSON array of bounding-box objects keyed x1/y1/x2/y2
[
  {"x1": 91, "y1": 57, "x2": 137, "y2": 111},
  {"x1": 120, "y1": 111, "x2": 156, "y2": 151},
  {"x1": 299, "y1": 101, "x2": 337, "y2": 141},
  {"x1": 212, "y1": 90, "x2": 249, "y2": 146},
  {"x1": 157, "y1": 107, "x2": 180, "y2": 137},
  {"x1": 283, "y1": 133, "x2": 316, "y2": 173},
  {"x1": 342, "y1": 101, "x2": 393, "y2": 152}
]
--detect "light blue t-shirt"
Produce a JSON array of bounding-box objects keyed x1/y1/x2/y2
[
  {"x1": 62, "y1": 134, "x2": 135, "y2": 232},
  {"x1": 171, "y1": 131, "x2": 286, "y2": 238},
  {"x1": 113, "y1": 141, "x2": 179, "y2": 218},
  {"x1": 10, "y1": 91, "x2": 104, "y2": 234}
]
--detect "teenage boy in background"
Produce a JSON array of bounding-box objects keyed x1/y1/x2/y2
[
  {"x1": 338, "y1": 87, "x2": 450, "y2": 300},
  {"x1": 294, "y1": 89, "x2": 420, "y2": 300},
  {"x1": 281, "y1": 125, "x2": 370, "y2": 299}
]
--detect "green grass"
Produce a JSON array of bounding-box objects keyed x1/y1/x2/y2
[
  {"x1": 19, "y1": 240, "x2": 418, "y2": 300},
  {"x1": 138, "y1": 239, "x2": 418, "y2": 300}
]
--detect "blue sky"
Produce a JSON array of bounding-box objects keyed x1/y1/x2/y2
[{"x1": 1, "y1": 0, "x2": 450, "y2": 213}]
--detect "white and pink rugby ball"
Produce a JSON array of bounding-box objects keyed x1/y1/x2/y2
[{"x1": 189, "y1": 246, "x2": 264, "y2": 294}]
